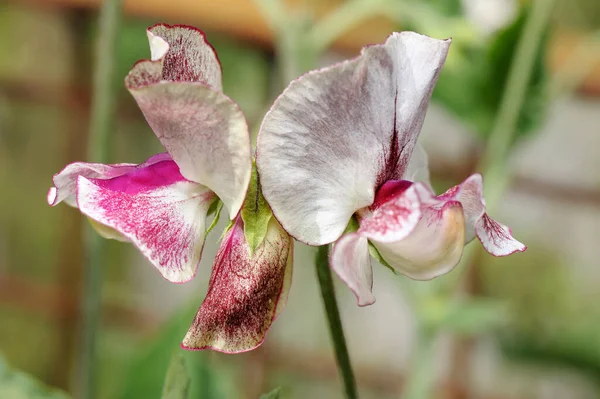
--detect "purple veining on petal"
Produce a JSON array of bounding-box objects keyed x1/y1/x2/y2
[{"x1": 182, "y1": 217, "x2": 293, "y2": 353}]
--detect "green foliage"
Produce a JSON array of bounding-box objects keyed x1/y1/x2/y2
[
  {"x1": 241, "y1": 164, "x2": 273, "y2": 256},
  {"x1": 117, "y1": 304, "x2": 236, "y2": 399},
  {"x1": 433, "y1": 5, "x2": 549, "y2": 143},
  {"x1": 161, "y1": 355, "x2": 191, "y2": 399},
  {"x1": 0, "y1": 354, "x2": 70, "y2": 399},
  {"x1": 260, "y1": 386, "x2": 283, "y2": 399}
]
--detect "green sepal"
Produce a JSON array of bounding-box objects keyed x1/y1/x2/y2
[
  {"x1": 368, "y1": 241, "x2": 396, "y2": 274},
  {"x1": 205, "y1": 199, "x2": 223, "y2": 236},
  {"x1": 240, "y1": 162, "x2": 273, "y2": 256}
]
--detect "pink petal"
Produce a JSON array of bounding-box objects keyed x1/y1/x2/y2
[
  {"x1": 257, "y1": 32, "x2": 450, "y2": 245},
  {"x1": 76, "y1": 159, "x2": 215, "y2": 283},
  {"x1": 125, "y1": 26, "x2": 251, "y2": 218},
  {"x1": 330, "y1": 233, "x2": 375, "y2": 307},
  {"x1": 47, "y1": 153, "x2": 171, "y2": 207},
  {"x1": 359, "y1": 183, "x2": 422, "y2": 243},
  {"x1": 371, "y1": 201, "x2": 466, "y2": 280},
  {"x1": 182, "y1": 217, "x2": 293, "y2": 353},
  {"x1": 438, "y1": 174, "x2": 526, "y2": 255}
]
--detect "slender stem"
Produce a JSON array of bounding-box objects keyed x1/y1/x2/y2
[
  {"x1": 79, "y1": 0, "x2": 123, "y2": 398},
  {"x1": 479, "y1": 0, "x2": 556, "y2": 209},
  {"x1": 315, "y1": 245, "x2": 358, "y2": 399}
]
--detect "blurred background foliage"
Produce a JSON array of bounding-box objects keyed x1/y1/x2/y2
[{"x1": 1, "y1": 0, "x2": 600, "y2": 398}]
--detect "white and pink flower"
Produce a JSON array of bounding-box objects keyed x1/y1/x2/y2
[
  {"x1": 257, "y1": 32, "x2": 526, "y2": 306},
  {"x1": 48, "y1": 24, "x2": 292, "y2": 353}
]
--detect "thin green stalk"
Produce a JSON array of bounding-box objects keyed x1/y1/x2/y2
[
  {"x1": 479, "y1": 0, "x2": 556, "y2": 209},
  {"x1": 315, "y1": 245, "x2": 358, "y2": 399},
  {"x1": 79, "y1": 0, "x2": 123, "y2": 398}
]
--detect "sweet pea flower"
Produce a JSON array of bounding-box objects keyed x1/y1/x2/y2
[
  {"x1": 257, "y1": 32, "x2": 526, "y2": 306},
  {"x1": 47, "y1": 24, "x2": 292, "y2": 353}
]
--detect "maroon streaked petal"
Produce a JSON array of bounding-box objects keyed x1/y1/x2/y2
[
  {"x1": 330, "y1": 233, "x2": 375, "y2": 307},
  {"x1": 257, "y1": 32, "x2": 450, "y2": 245},
  {"x1": 359, "y1": 183, "x2": 422, "y2": 243},
  {"x1": 76, "y1": 159, "x2": 216, "y2": 283},
  {"x1": 47, "y1": 153, "x2": 171, "y2": 207},
  {"x1": 476, "y1": 214, "x2": 526, "y2": 256},
  {"x1": 126, "y1": 81, "x2": 252, "y2": 219},
  {"x1": 371, "y1": 201, "x2": 466, "y2": 280},
  {"x1": 147, "y1": 24, "x2": 222, "y2": 90},
  {"x1": 182, "y1": 217, "x2": 293, "y2": 353}
]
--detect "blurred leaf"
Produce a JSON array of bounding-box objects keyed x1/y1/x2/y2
[
  {"x1": 260, "y1": 387, "x2": 283, "y2": 399},
  {"x1": 0, "y1": 354, "x2": 70, "y2": 399},
  {"x1": 161, "y1": 354, "x2": 190, "y2": 399},
  {"x1": 433, "y1": 5, "x2": 549, "y2": 143},
  {"x1": 420, "y1": 295, "x2": 508, "y2": 335},
  {"x1": 420, "y1": 0, "x2": 463, "y2": 16},
  {"x1": 117, "y1": 303, "x2": 239, "y2": 399},
  {"x1": 438, "y1": 298, "x2": 509, "y2": 335}
]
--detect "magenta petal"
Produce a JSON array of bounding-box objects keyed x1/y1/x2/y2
[
  {"x1": 360, "y1": 183, "x2": 422, "y2": 243},
  {"x1": 76, "y1": 159, "x2": 215, "y2": 283},
  {"x1": 182, "y1": 217, "x2": 293, "y2": 353},
  {"x1": 330, "y1": 233, "x2": 375, "y2": 307},
  {"x1": 48, "y1": 153, "x2": 171, "y2": 207}
]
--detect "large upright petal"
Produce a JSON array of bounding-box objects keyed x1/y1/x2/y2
[
  {"x1": 76, "y1": 158, "x2": 215, "y2": 283},
  {"x1": 126, "y1": 25, "x2": 251, "y2": 218},
  {"x1": 257, "y1": 32, "x2": 450, "y2": 245},
  {"x1": 182, "y1": 217, "x2": 293, "y2": 353}
]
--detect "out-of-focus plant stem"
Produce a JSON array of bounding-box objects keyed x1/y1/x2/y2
[
  {"x1": 80, "y1": 0, "x2": 123, "y2": 397},
  {"x1": 479, "y1": 0, "x2": 557, "y2": 211},
  {"x1": 315, "y1": 245, "x2": 358, "y2": 399}
]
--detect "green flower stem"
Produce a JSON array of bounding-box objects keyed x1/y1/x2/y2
[
  {"x1": 315, "y1": 245, "x2": 358, "y2": 399},
  {"x1": 79, "y1": 0, "x2": 123, "y2": 398}
]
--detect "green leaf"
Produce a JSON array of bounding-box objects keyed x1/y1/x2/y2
[
  {"x1": 433, "y1": 5, "x2": 549, "y2": 143},
  {"x1": 240, "y1": 163, "x2": 273, "y2": 256},
  {"x1": 260, "y1": 387, "x2": 283, "y2": 399},
  {"x1": 0, "y1": 354, "x2": 70, "y2": 399},
  {"x1": 161, "y1": 355, "x2": 190, "y2": 399}
]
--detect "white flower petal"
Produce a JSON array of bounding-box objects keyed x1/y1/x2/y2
[
  {"x1": 330, "y1": 233, "x2": 375, "y2": 307},
  {"x1": 372, "y1": 201, "x2": 466, "y2": 280},
  {"x1": 257, "y1": 32, "x2": 450, "y2": 245}
]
